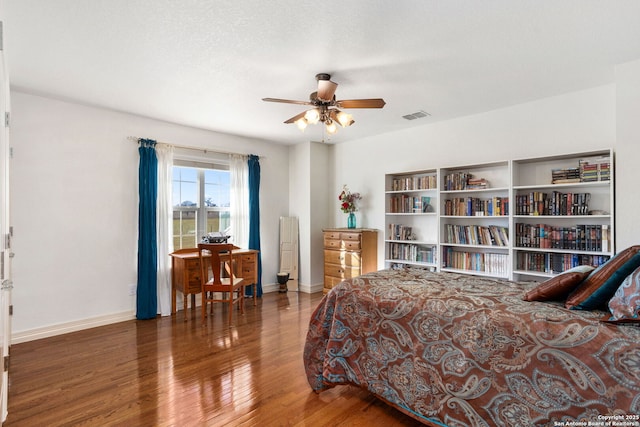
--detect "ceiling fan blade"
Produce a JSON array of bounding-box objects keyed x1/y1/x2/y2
[
  {"x1": 262, "y1": 97, "x2": 313, "y2": 106},
  {"x1": 336, "y1": 98, "x2": 386, "y2": 109},
  {"x1": 284, "y1": 111, "x2": 307, "y2": 124},
  {"x1": 317, "y1": 80, "x2": 338, "y2": 102}
]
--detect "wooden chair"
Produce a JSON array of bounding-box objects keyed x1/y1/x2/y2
[{"x1": 198, "y1": 243, "x2": 246, "y2": 326}]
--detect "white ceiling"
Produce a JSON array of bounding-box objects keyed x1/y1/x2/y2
[{"x1": 4, "y1": 0, "x2": 640, "y2": 145}]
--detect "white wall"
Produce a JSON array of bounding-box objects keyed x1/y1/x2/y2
[
  {"x1": 329, "y1": 84, "x2": 640, "y2": 266},
  {"x1": 289, "y1": 142, "x2": 310, "y2": 286},
  {"x1": 309, "y1": 142, "x2": 330, "y2": 290},
  {"x1": 10, "y1": 91, "x2": 290, "y2": 341},
  {"x1": 288, "y1": 141, "x2": 329, "y2": 292},
  {"x1": 615, "y1": 59, "x2": 640, "y2": 251}
]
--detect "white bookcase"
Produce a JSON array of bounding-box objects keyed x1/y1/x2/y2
[
  {"x1": 384, "y1": 170, "x2": 439, "y2": 269},
  {"x1": 439, "y1": 161, "x2": 511, "y2": 278},
  {"x1": 511, "y1": 149, "x2": 614, "y2": 280},
  {"x1": 383, "y1": 149, "x2": 615, "y2": 281}
]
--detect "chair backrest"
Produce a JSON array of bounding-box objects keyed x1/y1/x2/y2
[{"x1": 198, "y1": 243, "x2": 235, "y2": 287}]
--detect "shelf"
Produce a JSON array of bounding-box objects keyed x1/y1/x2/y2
[
  {"x1": 513, "y1": 215, "x2": 610, "y2": 219},
  {"x1": 441, "y1": 215, "x2": 508, "y2": 219},
  {"x1": 385, "y1": 259, "x2": 437, "y2": 268},
  {"x1": 513, "y1": 181, "x2": 610, "y2": 191},
  {"x1": 385, "y1": 239, "x2": 436, "y2": 245},
  {"x1": 440, "y1": 267, "x2": 509, "y2": 279},
  {"x1": 386, "y1": 212, "x2": 437, "y2": 216},
  {"x1": 512, "y1": 269, "x2": 554, "y2": 278},
  {"x1": 441, "y1": 242, "x2": 509, "y2": 250},
  {"x1": 514, "y1": 246, "x2": 612, "y2": 256},
  {"x1": 386, "y1": 188, "x2": 437, "y2": 194},
  {"x1": 440, "y1": 187, "x2": 509, "y2": 194}
]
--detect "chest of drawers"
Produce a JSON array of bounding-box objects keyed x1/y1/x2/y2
[{"x1": 322, "y1": 228, "x2": 378, "y2": 293}]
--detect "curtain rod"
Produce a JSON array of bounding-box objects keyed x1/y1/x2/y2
[{"x1": 127, "y1": 136, "x2": 264, "y2": 159}]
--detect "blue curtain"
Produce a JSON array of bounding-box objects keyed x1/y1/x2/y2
[
  {"x1": 248, "y1": 154, "x2": 262, "y2": 297},
  {"x1": 137, "y1": 139, "x2": 158, "y2": 319}
]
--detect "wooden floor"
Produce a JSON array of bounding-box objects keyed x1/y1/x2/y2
[{"x1": 5, "y1": 292, "x2": 422, "y2": 426}]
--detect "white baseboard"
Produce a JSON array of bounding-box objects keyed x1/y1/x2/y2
[
  {"x1": 265, "y1": 281, "x2": 323, "y2": 294},
  {"x1": 299, "y1": 282, "x2": 324, "y2": 294},
  {"x1": 11, "y1": 311, "x2": 136, "y2": 344},
  {"x1": 261, "y1": 283, "x2": 279, "y2": 294},
  {"x1": 11, "y1": 282, "x2": 322, "y2": 344}
]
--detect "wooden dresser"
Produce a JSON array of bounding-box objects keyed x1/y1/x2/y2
[{"x1": 322, "y1": 228, "x2": 378, "y2": 294}]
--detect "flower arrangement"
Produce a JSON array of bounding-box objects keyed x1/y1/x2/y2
[{"x1": 338, "y1": 185, "x2": 361, "y2": 213}]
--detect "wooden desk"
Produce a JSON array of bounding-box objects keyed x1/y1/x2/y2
[{"x1": 170, "y1": 247, "x2": 259, "y2": 314}]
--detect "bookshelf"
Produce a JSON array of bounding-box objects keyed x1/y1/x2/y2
[
  {"x1": 384, "y1": 149, "x2": 615, "y2": 281},
  {"x1": 384, "y1": 170, "x2": 438, "y2": 269},
  {"x1": 439, "y1": 161, "x2": 511, "y2": 278},
  {"x1": 511, "y1": 149, "x2": 614, "y2": 279}
]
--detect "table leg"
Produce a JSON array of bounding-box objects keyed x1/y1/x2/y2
[{"x1": 171, "y1": 260, "x2": 177, "y2": 314}]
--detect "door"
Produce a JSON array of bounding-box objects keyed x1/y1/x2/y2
[
  {"x1": 0, "y1": 17, "x2": 12, "y2": 424},
  {"x1": 279, "y1": 217, "x2": 299, "y2": 291}
]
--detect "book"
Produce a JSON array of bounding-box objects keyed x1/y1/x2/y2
[{"x1": 601, "y1": 224, "x2": 609, "y2": 253}]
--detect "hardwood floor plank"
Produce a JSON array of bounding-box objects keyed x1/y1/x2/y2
[{"x1": 6, "y1": 292, "x2": 422, "y2": 426}]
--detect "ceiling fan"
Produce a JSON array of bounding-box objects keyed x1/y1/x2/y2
[{"x1": 262, "y1": 73, "x2": 385, "y2": 134}]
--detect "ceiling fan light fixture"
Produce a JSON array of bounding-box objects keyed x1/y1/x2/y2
[
  {"x1": 325, "y1": 120, "x2": 338, "y2": 135},
  {"x1": 336, "y1": 110, "x2": 354, "y2": 127},
  {"x1": 264, "y1": 73, "x2": 386, "y2": 136},
  {"x1": 304, "y1": 109, "x2": 320, "y2": 124},
  {"x1": 295, "y1": 117, "x2": 308, "y2": 131}
]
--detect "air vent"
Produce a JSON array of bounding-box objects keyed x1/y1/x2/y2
[{"x1": 402, "y1": 110, "x2": 431, "y2": 120}]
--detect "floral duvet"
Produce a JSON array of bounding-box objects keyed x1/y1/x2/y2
[{"x1": 303, "y1": 268, "x2": 640, "y2": 426}]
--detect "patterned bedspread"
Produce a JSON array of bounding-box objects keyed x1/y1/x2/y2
[{"x1": 303, "y1": 268, "x2": 640, "y2": 426}]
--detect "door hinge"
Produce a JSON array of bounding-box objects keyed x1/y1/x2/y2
[
  {"x1": 3, "y1": 356, "x2": 8, "y2": 372},
  {"x1": 9, "y1": 304, "x2": 12, "y2": 316},
  {"x1": 4, "y1": 232, "x2": 10, "y2": 249},
  {"x1": 4, "y1": 112, "x2": 9, "y2": 128}
]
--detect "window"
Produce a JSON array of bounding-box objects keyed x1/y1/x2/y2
[{"x1": 172, "y1": 164, "x2": 230, "y2": 249}]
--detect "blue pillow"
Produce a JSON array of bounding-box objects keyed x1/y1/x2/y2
[{"x1": 572, "y1": 250, "x2": 640, "y2": 310}]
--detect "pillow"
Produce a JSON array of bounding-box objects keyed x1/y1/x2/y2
[
  {"x1": 566, "y1": 245, "x2": 640, "y2": 310},
  {"x1": 606, "y1": 265, "x2": 640, "y2": 322},
  {"x1": 523, "y1": 265, "x2": 595, "y2": 302}
]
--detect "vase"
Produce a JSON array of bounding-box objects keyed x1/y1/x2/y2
[{"x1": 347, "y1": 212, "x2": 356, "y2": 229}]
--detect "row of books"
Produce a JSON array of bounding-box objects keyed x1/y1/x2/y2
[
  {"x1": 550, "y1": 155, "x2": 611, "y2": 184},
  {"x1": 579, "y1": 156, "x2": 611, "y2": 182},
  {"x1": 444, "y1": 224, "x2": 509, "y2": 246},
  {"x1": 514, "y1": 223, "x2": 610, "y2": 252},
  {"x1": 443, "y1": 196, "x2": 509, "y2": 216},
  {"x1": 388, "y1": 224, "x2": 413, "y2": 241},
  {"x1": 551, "y1": 167, "x2": 580, "y2": 184},
  {"x1": 391, "y1": 175, "x2": 437, "y2": 191},
  {"x1": 443, "y1": 172, "x2": 489, "y2": 191},
  {"x1": 514, "y1": 191, "x2": 591, "y2": 216},
  {"x1": 516, "y1": 252, "x2": 610, "y2": 274},
  {"x1": 442, "y1": 248, "x2": 509, "y2": 276},
  {"x1": 389, "y1": 195, "x2": 433, "y2": 213},
  {"x1": 389, "y1": 263, "x2": 436, "y2": 272},
  {"x1": 387, "y1": 243, "x2": 437, "y2": 263}
]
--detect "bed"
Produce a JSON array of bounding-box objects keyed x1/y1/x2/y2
[{"x1": 303, "y1": 267, "x2": 640, "y2": 426}]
